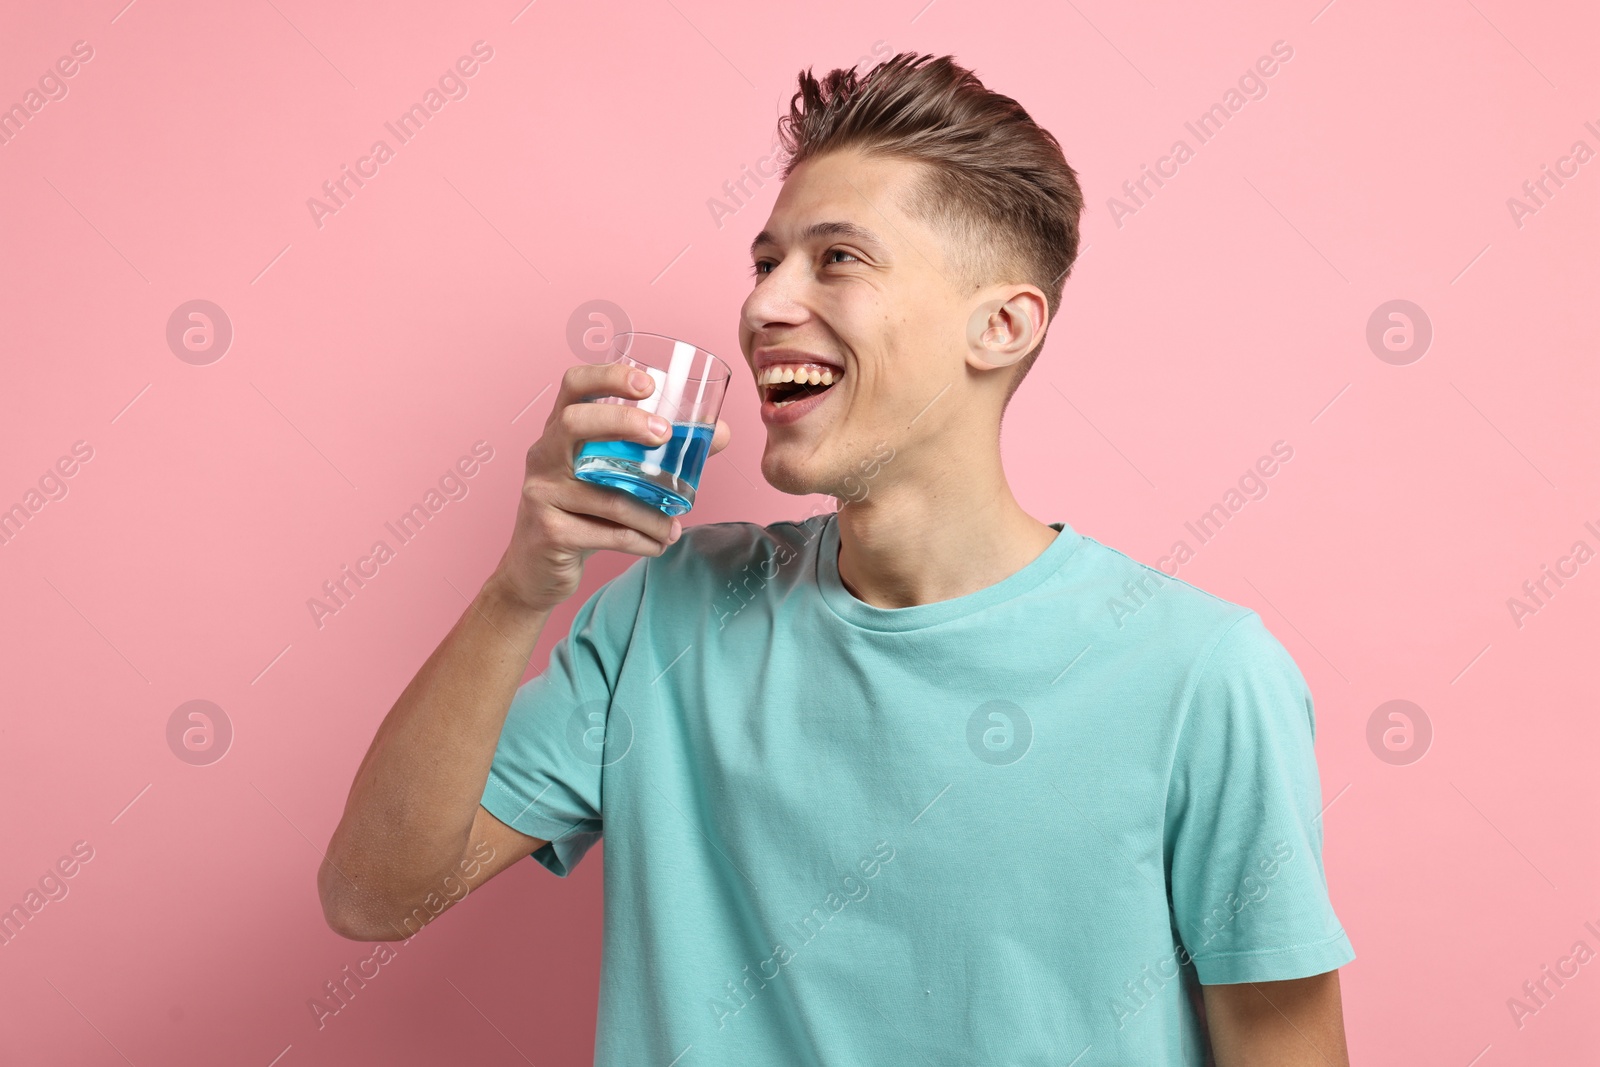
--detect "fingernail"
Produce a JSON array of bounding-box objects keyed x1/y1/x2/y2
[
  {"x1": 648, "y1": 416, "x2": 670, "y2": 436},
  {"x1": 669, "y1": 521, "x2": 682, "y2": 543},
  {"x1": 631, "y1": 370, "x2": 650, "y2": 390}
]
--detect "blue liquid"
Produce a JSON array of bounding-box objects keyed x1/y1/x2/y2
[{"x1": 574, "y1": 422, "x2": 715, "y2": 516}]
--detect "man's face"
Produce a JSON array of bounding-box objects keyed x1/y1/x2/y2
[{"x1": 738, "y1": 149, "x2": 975, "y2": 500}]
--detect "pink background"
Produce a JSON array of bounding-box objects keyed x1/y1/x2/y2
[{"x1": 2, "y1": 0, "x2": 1596, "y2": 1063}]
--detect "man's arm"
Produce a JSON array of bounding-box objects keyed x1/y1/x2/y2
[
  {"x1": 318, "y1": 361, "x2": 706, "y2": 940},
  {"x1": 316, "y1": 583, "x2": 556, "y2": 941},
  {"x1": 1202, "y1": 970, "x2": 1350, "y2": 1067}
]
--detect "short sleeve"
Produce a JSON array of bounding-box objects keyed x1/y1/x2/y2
[
  {"x1": 480, "y1": 556, "x2": 648, "y2": 877},
  {"x1": 1164, "y1": 611, "x2": 1355, "y2": 984}
]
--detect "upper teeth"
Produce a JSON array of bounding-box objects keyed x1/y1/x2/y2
[{"x1": 758, "y1": 363, "x2": 838, "y2": 387}]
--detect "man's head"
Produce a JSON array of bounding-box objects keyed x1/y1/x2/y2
[{"x1": 739, "y1": 53, "x2": 1084, "y2": 503}]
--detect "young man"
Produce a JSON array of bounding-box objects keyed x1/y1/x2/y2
[{"x1": 320, "y1": 53, "x2": 1354, "y2": 1065}]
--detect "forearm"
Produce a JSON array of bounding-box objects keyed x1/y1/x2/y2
[
  {"x1": 1204, "y1": 972, "x2": 1350, "y2": 1067},
  {"x1": 319, "y1": 578, "x2": 551, "y2": 934}
]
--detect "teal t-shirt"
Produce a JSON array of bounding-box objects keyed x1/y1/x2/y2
[{"x1": 480, "y1": 512, "x2": 1355, "y2": 1065}]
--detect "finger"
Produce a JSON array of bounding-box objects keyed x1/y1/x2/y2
[
  {"x1": 558, "y1": 398, "x2": 673, "y2": 457},
  {"x1": 708, "y1": 418, "x2": 732, "y2": 455},
  {"x1": 554, "y1": 361, "x2": 654, "y2": 411},
  {"x1": 553, "y1": 477, "x2": 677, "y2": 544},
  {"x1": 559, "y1": 509, "x2": 676, "y2": 558}
]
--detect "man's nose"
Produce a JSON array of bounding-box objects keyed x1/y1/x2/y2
[{"x1": 741, "y1": 261, "x2": 809, "y2": 335}]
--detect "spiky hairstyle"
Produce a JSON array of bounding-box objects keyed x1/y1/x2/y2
[{"x1": 777, "y1": 53, "x2": 1085, "y2": 399}]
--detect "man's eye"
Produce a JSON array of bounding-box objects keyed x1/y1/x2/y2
[{"x1": 751, "y1": 250, "x2": 856, "y2": 277}]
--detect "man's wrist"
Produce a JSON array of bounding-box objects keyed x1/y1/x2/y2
[{"x1": 473, "y1": 573, "x2": 555, "y2": 648}]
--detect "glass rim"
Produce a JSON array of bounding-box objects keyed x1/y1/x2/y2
[{"x1": 610, "y1": 330, "x2": 732, "y2": 382}]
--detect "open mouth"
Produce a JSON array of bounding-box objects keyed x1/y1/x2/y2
[{"x1": 759, "y1": 363, "x2": 843, "y2": 408}]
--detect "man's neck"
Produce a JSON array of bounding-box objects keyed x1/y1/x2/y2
[{"x1": 832, "y1": 472, "x2": 1058, "y2": 610}]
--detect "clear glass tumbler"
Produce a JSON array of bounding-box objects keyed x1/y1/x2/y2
[{"x1": 572, "y1": 332, "x2": 730, "y2": 516}]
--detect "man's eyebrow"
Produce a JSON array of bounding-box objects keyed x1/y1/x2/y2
[{"x1": 749, "y1": 221, "x2": 888, "y2": 259}]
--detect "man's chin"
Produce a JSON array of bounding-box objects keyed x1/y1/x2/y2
[
  {"x1": 759, "y1": 449, "x2": 829, "y2": 498},
  {"x1": 759, "y1": 464, "x2": 816, "y2": 498}
]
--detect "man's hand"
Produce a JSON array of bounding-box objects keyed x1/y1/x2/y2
[
  {"x1": 1203, "y1": 970, "x2": 1350, "y2": 1066},
  {"x1": 488, "y1": 360, "x2": 733, "y2": 614}
]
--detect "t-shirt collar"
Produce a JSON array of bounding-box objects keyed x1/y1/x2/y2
[{"x1": 814, "y1": 511, "x2": 1084, "y2": 632}]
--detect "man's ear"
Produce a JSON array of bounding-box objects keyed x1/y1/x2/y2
[{"x1": 965, "y1": 286, "x2": 1048, "y2": 369}]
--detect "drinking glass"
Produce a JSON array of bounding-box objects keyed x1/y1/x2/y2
[{"x1": 573, "y1": 332, "x2": 730, "y2": 516}]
